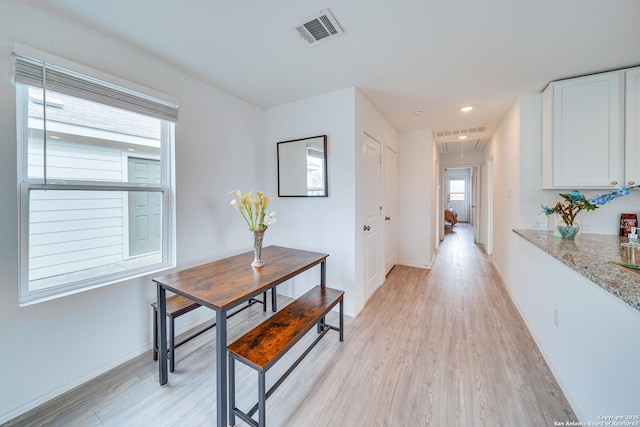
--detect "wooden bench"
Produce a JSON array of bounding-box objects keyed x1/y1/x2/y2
[
  {"x1": 152, "y1": 290, "x2": 274, "y2": 372},
  {"x1": 227, "y1": 285, "x2": 344, "y2": 427}
]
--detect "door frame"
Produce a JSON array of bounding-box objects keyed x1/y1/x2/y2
[
  {"x1": 362, "y1": 130, "x2": 384, "y2": 304},
  {"x1": 384, "y1": 144, "x2": 398, "y2": 275},
  {"x1": 445, "y1": 172, "x2": 471, "y2": 222},
  {"x1": 440, "y1": 163, "x2": 483, "y2": 241}
]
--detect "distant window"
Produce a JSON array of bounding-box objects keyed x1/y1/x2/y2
[
  {"x1": 306, "y1": 146, "x2": 325, "y2": 196},
  {"x1": 449, "y1": 179, "x2": 465, "y2": 201},
  {"x1": 15, "y1": 52, "x2": 178, "y2": 305}
]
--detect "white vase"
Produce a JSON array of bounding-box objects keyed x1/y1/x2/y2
[{"x1": 251, "y1": 229, "x2": 265, "y2": 267}]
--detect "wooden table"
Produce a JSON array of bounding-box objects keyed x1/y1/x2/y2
[{"x1": 152, "y1": 245, "x2": 329, "y2": 427}]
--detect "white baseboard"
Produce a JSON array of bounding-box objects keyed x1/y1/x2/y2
[
  {"x1": 490, "y1": 261, "x2": 583, "y2": 422},
  {"x1": 0, "y1": 343, "x2": 150, "y2": 424},
  {"x1": 397, "y1": 260, "x2": 432, "y2": 269},
  {"x1": 0, "y1": 310, "x2": 217, "y2": 425}
]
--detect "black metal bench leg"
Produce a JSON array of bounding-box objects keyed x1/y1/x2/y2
[
  {"x1": 339, "y1": 298, "x2": 344, "y2": 342},
  {"x1": 263, "y1": 291, "x2": 267, "y2": 312},
  {"x1": 271, "y1": 288, "x2": 277, "y2": 312},
  {"x1": 169, "y1": 316, "x2": 175, "y2": 373},
  {"x1": 317, "y1": 315, "x2": 325, "y2": 334},
  {"x1": 258, "y1": 370, "x2": 266, "y2": 427},
  {"x1": 229, "y1": 354, "x2": 236, "y2": 426},
  {"x1": 152, "y1": 305, "x2": 158, "y2": 361}
]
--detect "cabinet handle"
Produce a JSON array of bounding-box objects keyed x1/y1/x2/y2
[
  {"x1": 629, "y1": 181, "x2": 636, "y2": 185},
  {"x1": 611, "y1": 181, "x2": 618, "y2": 185}
]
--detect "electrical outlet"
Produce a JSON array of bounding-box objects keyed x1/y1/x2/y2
[
  {"x1": 554, "y1": 308, "x2": 559, "y2": 327},
  {"x1": 535, "y1": 218, "x2": 548, "y2": 228}
]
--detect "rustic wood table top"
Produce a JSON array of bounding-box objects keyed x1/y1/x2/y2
[{"x1": 153, "y1": 246, "x2": 329, "y2": 310}]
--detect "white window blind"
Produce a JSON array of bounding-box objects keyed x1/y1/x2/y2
[{"x1": 14, "y1": 54, "x2": 179, "y2": 122}]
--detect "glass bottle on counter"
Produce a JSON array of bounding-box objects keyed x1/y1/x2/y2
[{"x1": 620, "y1": 227, "x2": 640, "y2": 268}]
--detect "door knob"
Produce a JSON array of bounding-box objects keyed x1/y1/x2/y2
[
  {"x1": 385, "y1": 216, "x2": 391, "y2": 221},
  {"x1": 363, "y1": 225, "x2": 371, "y2": 231}
]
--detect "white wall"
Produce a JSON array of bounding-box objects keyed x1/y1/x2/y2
[
  {"x1": 263, "y1": 88, "x2": 357, "y2": 316},
  {"x1": 439, "y1": 149, "x2": 486, "y2": 167},
  {"x1": 398, "y1": 129, "x2": 436, "y2": 268},
  {"x1": 0, "y1": 1, "x2": 265, "y2": 422},
  {"x1": 514, "y1": 237, "x2": 640, "y2": 421},
  {"x1": 262, "y1": 88, "x2": 398, "y2": 317},
  {"x1": 487, "y1": 93, "x2": 640, "y2": 421}
]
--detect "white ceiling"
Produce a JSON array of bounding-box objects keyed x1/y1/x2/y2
[{"x1": 20, "y1": 0, "x2": 640, "y2": 152}]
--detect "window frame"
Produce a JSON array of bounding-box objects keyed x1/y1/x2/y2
[{"x1": 15, "y1": 55, "x2": 177, "y2": 306}]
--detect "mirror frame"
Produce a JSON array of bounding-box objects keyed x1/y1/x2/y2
[{"x1": 277, "y1": 135, "x2": 328, "y2": 197}]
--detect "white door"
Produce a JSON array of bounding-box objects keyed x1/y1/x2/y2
[
  {"x1": 446, "y1": 175, "x2": 470, "y2": 222},
  {"x1": 384, "y1": 146, "x2": 398, "y2": 275},
  {"x1": 128, "y1": 157, "x2": 161, "y2": 257},
  {"x1": 363, "y1": 133, "x2": 382, "y2": 302}
]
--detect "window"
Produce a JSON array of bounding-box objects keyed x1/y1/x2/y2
[
  {"x1": 306, "y1": 145, "x2": 325, "y2": 196},
  {"x1": 15, "y1": 51, "x2": 178, "y2": 305},
  {"x1": 449, "y1": 179, "x2": 466, "y2": 201}
]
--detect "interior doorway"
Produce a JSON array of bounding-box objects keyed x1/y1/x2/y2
[
  {"x1": 445, "y1": 167, "x2": 472, "y2": 223},
  {"x1": 446, "y1": 175, "x2": 470, "y2": 222},
  {"x1": 442, "y1": 166, "x2": 482, "y2": 245}
]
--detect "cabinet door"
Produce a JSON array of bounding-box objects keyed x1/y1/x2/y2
[
  {"x1": 625, "y1": 67, "x2": 640, "y2": 186},
  {"x1": 551, "y1": 71, "x2": 623, "y2": 188}
]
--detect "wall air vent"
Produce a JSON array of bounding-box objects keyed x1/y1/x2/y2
[{"x1": 294, "y1": 9, "x2": 344, "y2": 45}]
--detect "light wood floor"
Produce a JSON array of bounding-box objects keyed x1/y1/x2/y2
[{"x1": 5, "y1": 224, "x2": 576, "y2": 426}]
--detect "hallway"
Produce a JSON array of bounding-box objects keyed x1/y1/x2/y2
[
  {"x1": 419, "y1": 223, "x2": 576, "y2": 425},
  {"x1": 5, "y1": 223, "x2": 576, "y2": 426}
]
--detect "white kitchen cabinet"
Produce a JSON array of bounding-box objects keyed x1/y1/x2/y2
[
  {"x1": 625, "y1": 67, "x2": 640, "y2": 186},
  {"x1": 542, "y1": 70, "x2": 624, "y2": 189}
]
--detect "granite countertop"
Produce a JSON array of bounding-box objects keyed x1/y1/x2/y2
[{"x1": 513, "y1": 229, "x2": 640, "y2": 312}]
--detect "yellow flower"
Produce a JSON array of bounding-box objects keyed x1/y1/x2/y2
[{"x1": 228, "y1": 189, "x2": 276, "y2": 231}]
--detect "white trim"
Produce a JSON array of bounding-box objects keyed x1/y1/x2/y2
[
  {"x1": 397, "y1": 261, "x2": 432, "y2": 270},
  {"x1": 19, "y1": 263, "x2": 173, "y2": 307},
  {"x1": 0, "y1": 340, "x2": 152, "y2": 424}
]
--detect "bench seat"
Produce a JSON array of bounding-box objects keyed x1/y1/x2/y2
[
  {"x1": 153, "y1": 290, "x2": 272, "y2": 372},
  {"x1": 228, "y1": 285, "x2": 344, "y2": 426}
]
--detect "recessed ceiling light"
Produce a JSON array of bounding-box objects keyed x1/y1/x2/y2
[
  {"x1": 458, "y1": 135, "x2": 468, "y2": 139},
  {"x1": 460, "y1": 106, "x2": 473, "y2": 112},
  {"x1": 413, "y1": 109, "x2": 423, "y2": 116}
]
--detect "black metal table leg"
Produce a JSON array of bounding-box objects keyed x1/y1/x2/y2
[
  {"x1": 157, "y1": 284, "x2": 168, "y2": 385},
  {"x1": 216, "y1": 308, "x2": 228, "y2": 427}
]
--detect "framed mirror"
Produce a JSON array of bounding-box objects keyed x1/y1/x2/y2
[{"x1": 277, "y1": 135, "x2": 328, "y2": 197}]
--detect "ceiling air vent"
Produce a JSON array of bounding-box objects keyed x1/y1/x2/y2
[{"x1": 294, "y1": 9, "x2": 343, "y2": 45}]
